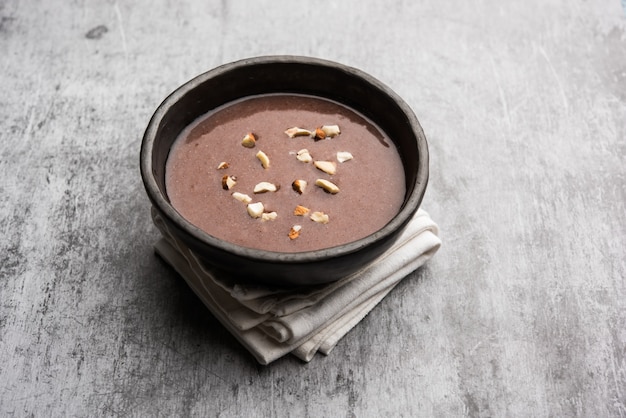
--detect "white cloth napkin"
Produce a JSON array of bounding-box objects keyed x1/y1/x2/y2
[{"x1": 152, "y1": 208, "x2": 441, "y2": 364}]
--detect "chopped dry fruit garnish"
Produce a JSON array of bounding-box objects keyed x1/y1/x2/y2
[
  {"x1": 314, "y1": 127, "x2": 326, "y2": 140},
  {"x1": 321, "y1": 125, "x2": 341, "y2": 137},
  {"x1": 310, "y1": 211, "x2": 330, "y2": 224},
  {"x1": 314, "y1": 160, "x2": 337, "y2": 175},
  {"x1": 296, "y1": 149, "x2": 313, "y2": 163},
  {"x1": 294, "y1": 205, "x2": 310, "y2": 216},
  {"x1": 221, "y1": 175, "x2": 237, "y2": 190},
  {"x1": 285, "y1": 127, "x2": 312, "y2": 138},
  {"x1": 247, "y1": 202, "x2": 264, "y2": 218},
  {"x1": 253, "y1": 182, "x2": 279, "y2": 193},
  {"x1": 222, "y1": 121, "x2": 345, "y2": 238},
  {"x1": 336, "y1": 151, "x2": 353, "y2": 163},
  {"x1": 261, "y1": 212, "x2": 278, "y2": 222},
  {"x1": 241, "y1": 133, "x2": 256, "y2": 148},
  {"x1": 256, "y1": 150, "x2": 270, "y2": 169},
  {"x1": 232, "y1": 192, "x2": 252, "y2": 204},
  {"x1": 292, "y1": 179, "x2": 307, "y2": 194},
  {"x1": 315, "y1": 178, "x2": 340, "y2": 194},
  {"x1": 289, "y1": 225, "x2": 302, "y2": 240}
]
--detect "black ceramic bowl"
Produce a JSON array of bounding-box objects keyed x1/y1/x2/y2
[{"x1": 141, "y1": 56, "x2": 428, "y2": 286}]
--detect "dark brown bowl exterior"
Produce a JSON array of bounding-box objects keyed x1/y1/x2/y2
[{"x1": 141, "y1": 56, "x2": 428, "y2": 286}]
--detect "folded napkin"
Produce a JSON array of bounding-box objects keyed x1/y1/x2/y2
[{"x1": 152, "y1": 208, "x2": 441, "y2": 364}]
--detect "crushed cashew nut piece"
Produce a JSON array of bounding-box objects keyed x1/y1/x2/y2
[
  {"x1": 314, "y1": 127, "x2": 326, "y2": 140},
  {"x1": 294, "y1": 205, "x2": 310, "y2": 216},
  {"x1": 253, "y1": 182, "x2": 279, "y2": 193},
  {"x1": 292, "y1": 179, "x2": 308, "y2": 194},
  {"x1": 289, "y1": 225, "x2": 302, "y2": 240},
  {"x1": 221, "y1": 175, "x2": 237, "y2": 190},
  {"x1": 310, "y1": 211, "x2": 330, "y2": 224},
  {"x1": 247, "y1": 202, "x2": 264, "y2": 218},
  {"x1": 314, "y1": 160, "x2": 337, "y2": 175},
  {"x1": 261, "y1": 212, "x2": 278, "y2": 222},
  {"x1": 296, "y1": 149, "x2": 313, "y2": 163},
  {"x1": 285, "y1": 127, "x2": 312, "y2": 138},
  {"x1": 232, "y1": 192, "x2": 252, "y2": 204},
  {"x1": 241, "y1": 133, "x2": 256, "y2": 148},
  {"x1": 336, "y1": 151, "x2": 353, "y2": 163},
  {"x1": 217, "y1": 161, "x2": 230, "y2": 169},
  {"x1": 315, "y1": 178, "x2": 340, "y2": 194},
  {"x1": 256, "y1": 150, "x2": 270, "y2": 169},
  {"x1": 321, "y1": 125, "x2": 341, "y2": 138}
]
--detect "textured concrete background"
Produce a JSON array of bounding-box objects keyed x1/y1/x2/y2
[{"x1": 1, "y1": 0, "x2": 625, "y2": 416}]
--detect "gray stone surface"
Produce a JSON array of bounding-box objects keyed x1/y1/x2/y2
[{"x1": 1, "y1": 0, "x2": 625, "y2": 416}]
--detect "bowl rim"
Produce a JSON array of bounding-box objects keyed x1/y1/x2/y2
[{"x1": 141, "y1": 55, "x2": 428, "y2": 264}]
